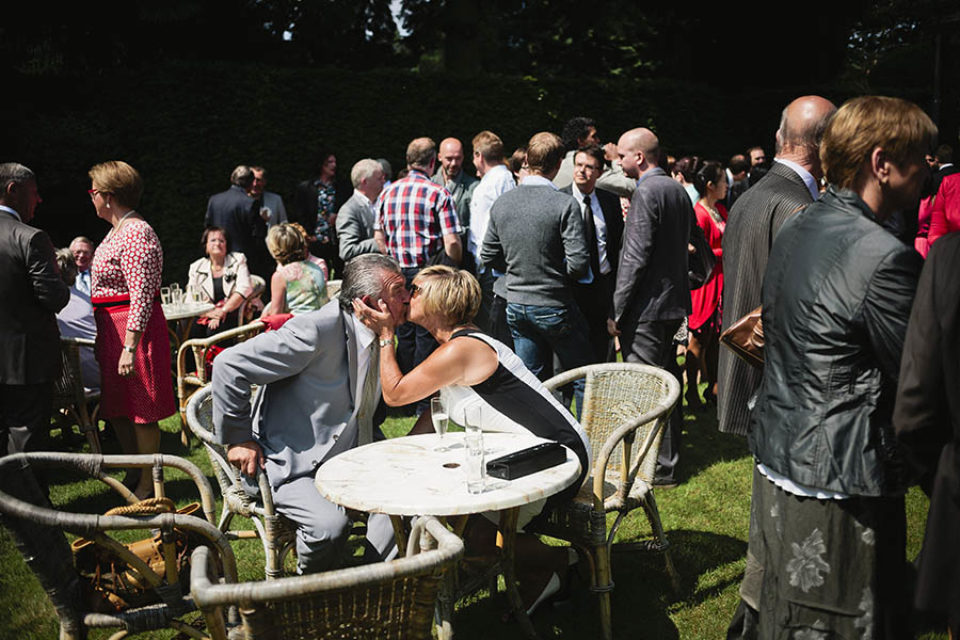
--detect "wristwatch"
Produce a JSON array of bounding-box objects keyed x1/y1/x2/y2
[
  {"x1": 122, "y1": 345, "x2": 136, "y2": 354},
  {"x1": 378, "y1": 337, "x2": 393, "y2": 348}
]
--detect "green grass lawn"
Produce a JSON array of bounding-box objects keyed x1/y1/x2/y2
[{"x1": 0, "y1": 392, "x2": 940, "y2": 639}]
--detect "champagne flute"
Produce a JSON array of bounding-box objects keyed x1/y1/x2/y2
[{"x1": 431, "y1": 396, "x2": 449, "y2": 452}]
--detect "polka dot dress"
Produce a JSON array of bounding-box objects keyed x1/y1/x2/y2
[{"x1": 92, "y1": 218, "x2": 176, "y2": 423}]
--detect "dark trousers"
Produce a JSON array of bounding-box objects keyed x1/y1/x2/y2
[
  {"x1": 572, "y1": 275, "x2": 615, "y2": 363},
  {"x1": 397, "y1": 267, "x2": 439, "y2": 413},
  {"x1": 620, "y1": 318, "x2": 683, "y2": 483},
  {"x1": 0, "y1": 382, "x2": 53, "y2": 455}
]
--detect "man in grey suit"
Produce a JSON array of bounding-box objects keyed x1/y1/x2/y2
[
  {"x1": 249, "y1": 166, "x2": 288, "y2": 230},
  {"x1": 613, "y1": 128, "x2": 693, "y2": 486},
  {"x1": 0, "y1": 163, "x2": 70, "y2": 455},
  {"x1": 432, "y1": 137, "x2": 478, "y2": 231},
  {"x1": 717, "y1": 95, "x2": 836, "y2": 437},
  {"x1": 337, "y1": 158, "x2": 386, "y2": 263},
  {"x1": 212, "y1": 253, "x2": 407, "y2": 573}
]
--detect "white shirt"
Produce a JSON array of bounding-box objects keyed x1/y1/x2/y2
[
  {"x1": 520, "y1": 174, "x2": 558, "y2": 189},
  {"x1": 468, "y1": 164, "x2": 516, "y2": 268},
  {"x1": 570, "y1": 183, "x2": 612, "y2": 280},
  {"x1": 756, "y1": 462, "x2": 850, "y2": 500},
  {"x1": 774, "y1": 158, "x2": 819, "y2": 201},
  {"x1": 351, "y1": 314, "x2": 377, "y2": 403},
  {"x1": 76, "y1": 270, "x2": 92, "y2": 296}
]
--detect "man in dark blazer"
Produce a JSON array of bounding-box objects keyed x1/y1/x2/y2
[
  {"x1": 613, "y1": 127, "x2": 693, "y2": 486},
  {"x1": 205, "y1": 165, "x2": 263, "y2": 263},
  {"x1": 337, "y1": 158, "x2": 386, "y2": 263},
  {"x1": 717, "y1": 96, "x2": 836, "y2": 437},
  {"x1": 0, "y1": 163, "x2": 70, "y2": 455},
  {"x1": 562, "y1": 144, "x2": 624, "y2": 362}
]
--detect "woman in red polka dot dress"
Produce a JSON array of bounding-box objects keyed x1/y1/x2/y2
[{"x1": 89, "y1": 161, "x2": 175, "y2": 499}]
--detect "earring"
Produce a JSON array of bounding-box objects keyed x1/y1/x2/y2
[{"x1": 106, "y1": 202, "x2": 111, "y2": 208}]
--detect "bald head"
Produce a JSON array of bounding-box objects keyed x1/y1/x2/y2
[
  {"x1": 617, "y1": 127, "x2": 660, "y2": 179},
  {"x1": 438, "y1": 137, "x2": 465, "y2": 180},
  {"x1": 775, "y1": 96, "x2": 837, "y2": 176}
]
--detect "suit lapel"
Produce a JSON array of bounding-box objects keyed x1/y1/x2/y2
[
  {"x1": 343, "y1": 310, "x2": 358, "y2": 407},
  {"x1": 195, "y1": 261, "x2": 215, "y2": 301}
]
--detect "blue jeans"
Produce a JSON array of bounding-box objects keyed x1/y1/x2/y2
[{"x1": 505, "y1": 302, "x2": 592, "y2": 416}]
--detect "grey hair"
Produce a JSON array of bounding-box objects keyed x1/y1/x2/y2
[
  {"x1": 0, "y1": 163, "x2": 35, "y2": 191},
  {"x1": 230, "y1": 165, "x2": 254, "y2": 189},
  {"x1": 55, "y1": 248, "x2": 77, "y2": 286},
  {"x1": 70, "y1": 236, "x2": 94, "y2": 249},
  {"x1": 339, "y1": 253, "x2": 402, "y2": 311},
  {"x1": 350, "y1": 158, "x2": 383, "y2": 189}
]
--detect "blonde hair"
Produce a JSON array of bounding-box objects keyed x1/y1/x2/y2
[
  {"x1": 88, "y1": 161, "x2": 143, "y2": 209},
  {"x1": 266, "y1": 223, "x2": 308, "y2": 266},
  {"x1": 472, "y1": 131, "x2": 505, "y2": 164},
  {"x1": 821, "y1": 96, "x2": 937, "y2": 190},
  {"x1": 525, "y1": 132, "x2": 565, "y2": 175},
  {"x1": 414, "y1": 265, "x2": 481, "y2": 327}
]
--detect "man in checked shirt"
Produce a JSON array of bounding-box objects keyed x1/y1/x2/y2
[{"x1": 375, "y1": 137, "x2": 462, "y2": 399}]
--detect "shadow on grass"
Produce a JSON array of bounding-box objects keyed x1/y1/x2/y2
[{"x1": 677, "y1": 404, "x2": 751, "y2": 483}]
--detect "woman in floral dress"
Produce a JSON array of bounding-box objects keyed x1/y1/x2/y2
[
  {"x1": 89, "y1": 161, "x2": 175, "y2": 499},
  {"x1": 265, "y1": 223, "x2": 328, "y2": 315}
]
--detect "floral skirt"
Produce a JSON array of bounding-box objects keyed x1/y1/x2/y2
[{"x1": 738, "y1": 467, "x2": 908, "y2": 639}]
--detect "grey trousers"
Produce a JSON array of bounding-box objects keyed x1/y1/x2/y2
[
  {"x1": 263, "y1": 475, "x2": 398, "y2": 574},
  {"x1": 620, "y1": 318, "x2": 684, "y2": 483}
]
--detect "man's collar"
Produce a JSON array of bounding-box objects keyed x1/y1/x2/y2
[
  {"x1": 635, "y1": 166, "x2": 666, "y2": 186},
  {"x1": 521, "y1": 174, "x2": 558, "y2": 189},
  {"x1": 351, "y1": 314, "x2": 375, "y2": 350},
  {"x1": 774, "y1": 158, "x2": 819, "y2": 200},
  {"x1": 408, "y1": 168, "x2": 430, "y2": 180},
  {"x1": 353, "y1": 189, "x2": 372, "y2": 207},
  {"x1": 0, "y1": 205, "x2": 21, "y2": 222},
  {"x1": 571, "y1": 182, "x2": 594, "y2": 200}
]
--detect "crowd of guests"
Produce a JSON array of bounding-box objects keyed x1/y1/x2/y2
[{"x1": 2, "y1": 90, "x2": 959, "y2": 637}]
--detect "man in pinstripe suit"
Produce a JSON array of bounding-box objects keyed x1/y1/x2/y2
[{"x1": 717, "y1": 96, "x2": 836, "y2": 437}]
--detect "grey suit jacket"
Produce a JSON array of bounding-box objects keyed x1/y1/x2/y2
[
  {"x1": 613, "y1": 167, "x2": 693, "y2": 325},
  {"x1": 432, "y1": 170, "x2": 478, "y2": 229},
  {"x1": 212, "y1": 299, "x2": 367, "y2": 489},
  {"x1": 717, "y1": 161, "x2": 814, "y2": 436},
  {"x1": 336, "y1": 192, "x2": 380, "y2": 262},
  {"x1": 0, "y1": 211, "x2": 70, "y2": 384}
]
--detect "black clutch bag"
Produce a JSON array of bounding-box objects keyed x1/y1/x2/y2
[{"x1": 486, "y1": 442, "x2": 566, "y2": 480}]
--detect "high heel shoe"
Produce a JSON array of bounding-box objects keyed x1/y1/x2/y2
[
  {"x1": 525, "y1": 548, "x2": 579, "y2": 616},
  {"x1": 525, "y1": 572, "x2": 562, "y2": 616}
]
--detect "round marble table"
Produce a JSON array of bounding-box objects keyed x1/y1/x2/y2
[{"x1": 315, "y1": 432, "x2": 581, "y2": 640}]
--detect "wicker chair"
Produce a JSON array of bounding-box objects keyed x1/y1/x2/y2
[
  {"x1": 176, "y1": 320, "x2": 267, "y2": 444},
  {"x1": 238, "y1": 275, "x2": 266, "y2": 324},
  {"x1": 186, "y1": 384, "x2": 298, "y2": 579},
  {"x1": 52, "y1": 336, "x2": 101, "y2": 453},
  {"x1": 191, "y1": 515, "x2": 463, "y2": 640},
  {"x1": 0, "y1": 452, "x2": 238, "y2": 640},
  {"x1": 532, "y1": 363, "x2": 681, "y2": 640}
]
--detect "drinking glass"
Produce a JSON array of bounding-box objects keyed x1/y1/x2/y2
[
  {"x1": 170, "y1": 283, "x2": 182, "y2": 306},
  {"x1": 430, "y1": 396, "x2": 448, "y2": 452},
  {"x1": 464, "y1": 405, "x2": 485, "y2": 495},
  {"x1": 160, "y1": 287, "x2": 172, "y2": 305}
]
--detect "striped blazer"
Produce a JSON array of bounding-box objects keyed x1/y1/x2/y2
[{"x1": 717, "y1": 161, "x2": 814, "y2": 436}]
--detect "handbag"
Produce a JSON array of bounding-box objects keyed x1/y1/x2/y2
[
  {"x1": 688, "y1": 220, "x2": 716, "y2": 290},
  {"x1": 719, "y1": 305, "x2": 764, "y2": 368},
  {"x1": 71, "y1": 498, "x2": 203, "y2": 612}
]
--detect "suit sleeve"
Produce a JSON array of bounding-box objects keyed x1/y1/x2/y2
[
  {"x1": 894, "y1": 237, "x2": 955, "y2": 485},
  {"x1": 27, "y1": 230, "x2": 70, "y2": 313},
  {"x1": 560, "y1": 198, "x2": 588, "y2": 279},
  {"x1": 613, "y1": 189, "x2": 658, "y2": 322},
  {"x1": 275, "y1": 195, "x2": 288, "y2": 224},
  {"x1": 211, "y1": 313, "x2": 328, "y2": 445},
  {"x1": 336, "y1": 204, "x2": 380, "y2": 261},
  {"x1": 205, "y1": 197, "x2": 214, "y2": 227}
]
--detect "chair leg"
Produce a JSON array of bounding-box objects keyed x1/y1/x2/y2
[
  {"x1": 642, "y1": 491, "x2": 680, "y2": 592},
  {"x1": 593, "y1": 543, "x2": 614, "y2": 640}
]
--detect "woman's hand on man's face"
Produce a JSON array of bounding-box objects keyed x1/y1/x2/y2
[{"x1": 352, "y1": 297, "x2": 395, "y2": 336}]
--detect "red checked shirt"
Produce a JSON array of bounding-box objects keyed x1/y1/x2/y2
[{"x1": 374, "y1": 169, "x2": 461, "y2": 268}]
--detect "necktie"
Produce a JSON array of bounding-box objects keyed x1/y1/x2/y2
[
  {"x1": 77, "y1": 271, "x2": 91, "y2": 296},
  {"x1": 357, "y1": 343, "x2": 380, "y2": 446},
  {"x1": 583, "y1": 195, "x2": 600, "y2": 284}
]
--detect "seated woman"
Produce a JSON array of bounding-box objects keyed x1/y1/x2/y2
[
  {"x1": 187, "y1": 226, "x2": 254, "y2": 336},
  {"x1": 266, "y1": 223, "x2": 328, "y2": 316},
  {"x1": 54, "y1": 248, "x2": 100, "y2": 392},
  {"x1": 353, "y1": 265, "x2": 590, "y2": 616}
]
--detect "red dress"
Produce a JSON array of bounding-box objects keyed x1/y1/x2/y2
[
  {"x1": 689, "y1": 201, "x2": 725, "y2": 331},
  {"x1": 91, "y1": 218, "x2": 176, "y2": 423}
]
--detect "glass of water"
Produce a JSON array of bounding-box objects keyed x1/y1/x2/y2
[
  {"x1": 430, "y1": 396, "x2": 448, "y2": 452},
  {"x1": 160, "y1": 287, "x2": 172, "y2": 305},
  {"x1": 464, "y1": 405, "x2": 485, "y2": 495}
]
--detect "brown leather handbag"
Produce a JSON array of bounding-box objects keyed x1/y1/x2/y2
[{"x1": 719, "y1": 305, "x2": 764, "y2": 369}]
